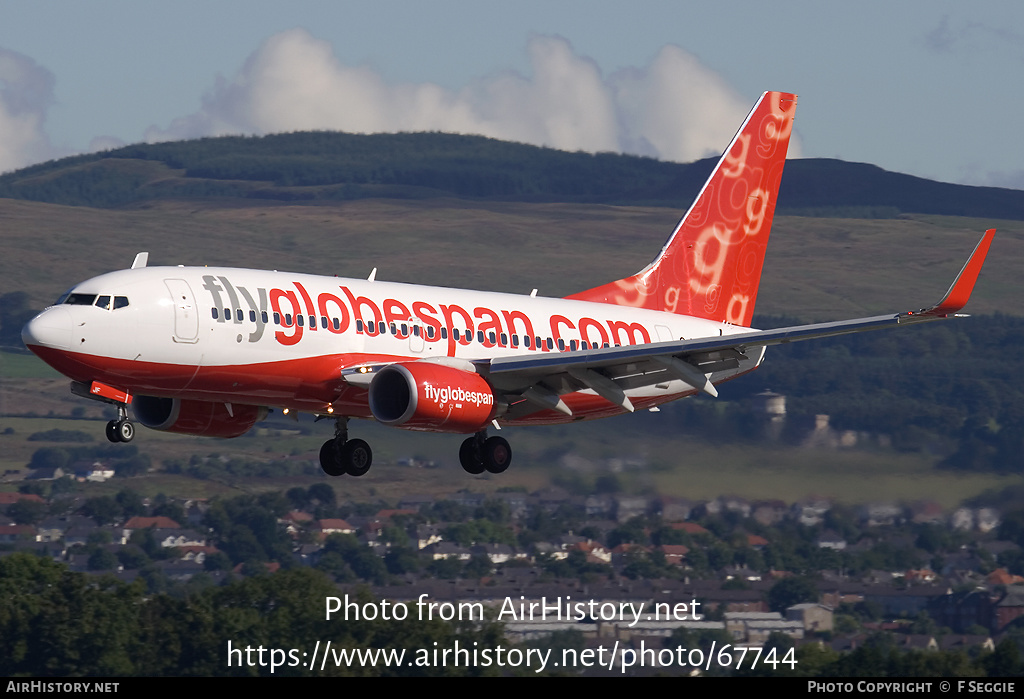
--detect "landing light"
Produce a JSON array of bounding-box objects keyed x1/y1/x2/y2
[{"x1": 282, "y1": 408, "x2": 290, "y2": 415}]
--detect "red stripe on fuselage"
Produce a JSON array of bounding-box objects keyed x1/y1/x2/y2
[
  {"x1": 27, "y1": 344, "x2": 387, "y2": 415},
  {"x1": 26, "y1": 343, "x2": 758, "y2": 428}
]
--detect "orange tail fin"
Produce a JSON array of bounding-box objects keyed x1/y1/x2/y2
[{"x1": 567, "y1": 91, "x2": 797, "y2": 327}]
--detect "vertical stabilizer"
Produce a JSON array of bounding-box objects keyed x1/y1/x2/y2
[{"x1": 567, "y1": 91, "x2": 797, "y2": 327}]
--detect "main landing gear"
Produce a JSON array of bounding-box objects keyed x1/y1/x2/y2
[
  {"x1": 105, "y1": 404, "x2": 135, "y2": 443},
  {"x1": 319, "y1": 416, "x2": 372, "y2": 477},
  {"x1": 317, "y1": 419, "x2": 512, "y2": 477},
  {"x1": 459, "y1": 430, "x2": 512, "y2": 475}
]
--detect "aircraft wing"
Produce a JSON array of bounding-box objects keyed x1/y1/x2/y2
[{"x1": 478, "y1": 229, "x2": 995, "y2": 416}]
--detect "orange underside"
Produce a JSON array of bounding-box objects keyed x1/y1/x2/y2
[{"x1": 27, "y1": 344, "x2": 753, "y2": 430}]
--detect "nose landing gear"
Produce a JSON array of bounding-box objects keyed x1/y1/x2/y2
[{"x1": 105, "y1": 404, "x2": 135, "y2": 443}]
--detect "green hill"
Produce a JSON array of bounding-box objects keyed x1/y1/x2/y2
[{"x1": 2, "y1": 131, "x2": 1023, "y2": 219}]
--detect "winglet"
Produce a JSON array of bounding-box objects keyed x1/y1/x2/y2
[{"x1": 916, "y1": 229, "x2": 995, "y2": 317}]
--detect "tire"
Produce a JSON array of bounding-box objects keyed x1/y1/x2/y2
[
  {"x1": 483, "y1": 436, "x2": 512, "y2": 474},
  {"x1": 459, "y1": 437, "x2": 485, "y2": 475},
  {"x1": 341, "y1": 439, "x2": 372, "y2": 477},
  {"x1": 319, "y1": 439, "x2": 346, "y2": 477},
  {"x1": 105, "y1": 421, "x2": 120, "y2": 443},
  {"x1": 117, "y1": 420, "x2": 135, "y2": 443}
]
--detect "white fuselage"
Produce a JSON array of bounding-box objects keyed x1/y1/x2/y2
[{"x1": 24, "y1": 265, "x2": 760, "y2": 423}]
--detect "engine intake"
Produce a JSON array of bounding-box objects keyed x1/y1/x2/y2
[{"x1": 368, "y1": 362, "x2": 499, "y2": 433}]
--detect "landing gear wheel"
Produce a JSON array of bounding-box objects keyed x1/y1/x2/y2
[
  {"x1": 319, "y1": 439, "x2": 346, "y2": 477},
  {"x1": 459, "y1": 437, "x2": 485, "y2": 475},
  {"x1": 117, "y1": 420, "x2": 135, "y2": 443},
  {"x1": 483, "y1": 436, "x2": 512, "y2": 474},
  {"x1": 341, "y1": 439, "x2": 372, "y2": 477},
  {"x1": 106, "y1": 419, "x2": 134, "y2": 443}
]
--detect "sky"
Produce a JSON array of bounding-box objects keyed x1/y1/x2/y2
[{"x1": 0, "y1": 1, "x2": 1022, "y2": 188}]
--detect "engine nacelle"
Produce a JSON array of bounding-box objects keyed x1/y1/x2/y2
[
  {"x1": 368, "y1": 362, "x2": 499, "y2": 433},
  {"x1": 133, "y1": 396, "x2": 268, "y2": 438}
]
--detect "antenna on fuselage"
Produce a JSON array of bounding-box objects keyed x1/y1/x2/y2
[
  {"x1": 131, "y1": 252, "x2": 149, "y2": 269},
  {"x1": 367, "y1": 268, "x2": 377, "y2": 282}
]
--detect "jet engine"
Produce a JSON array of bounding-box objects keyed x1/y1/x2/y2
[
  {"x1": 368, "y1": 362, "x2": 500, "y2": 433},
  {"x1": 133, "y1": 396, "x2": 268, "y2": 438}
]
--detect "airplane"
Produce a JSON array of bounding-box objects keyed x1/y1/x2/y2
[{"x1": 21, "y1": 91, "x2": 995, "y2": 478}]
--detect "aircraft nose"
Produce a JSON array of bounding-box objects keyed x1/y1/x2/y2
[{"x1": 22, "y1": 307, "x2": 73, "y2": 351}]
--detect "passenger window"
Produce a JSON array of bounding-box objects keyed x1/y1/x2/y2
[
  {"x1": 488, "y1": 332, "x2": 496, "y2": 344},
  {"x1": 390, "y1": 323, "x2": 397, "y2": 335},
  {"x1": 356, "y1": 319, "x2": 364, "y2": 332},
  {"x1": 212, "y1": 308, "x2": 219, "y2": 319},
  {"x1": 442, "y1": 328, "x2": 449, "y2": 340},
  {"x1": 500, "y1": 333, "x2": 507, "y2": 346},
  {"x1": 261, "y1": 311, "x2": 269, "y2": 324},
  {"x1": 558, "y1": 339, "x2": 565, "y2": 351},
  {"x1": 333, "y1": 318, "x2": 340, "y2": 330},
  {"x1": 570, "y1": 340, "x2": 578, "y2": 351},
  {"x1": 546, "y1": 338, "x2": 554, "y2": 350},
  {"x1": 223, "y1": 308, "x2": 230, "y2": 320},
  {"x1": 273, "y1": 312, "x2": 281, "y2": 325},
  {"x1": 378, "y1": 321, "x2": 386, "y2": 334},
  {"x1": 525, "y1": 336, "x2": 532, "y2": 349},
  {"x1": 401, "y1": 323, "x2": 408, "y2": 336},
  {"x1": 511, "y1": 335, "x2": 519, "y2": 347},
  {"x1": 477, "y1": 331, "x2": 484, "y2": 343},
  {"x1": 309, "y1": 315, "x2": 316, "y2": 328},
  {"x1": 297, "y1": 315, "x2": 304, "y2": 327},
  {"x1": 284, "y1": 313, "x2": 293, "y2": 326},
  {"x1": 249, "y1": 310, "x2": 257, "y2": 322},
  {"x1": 413, "y1": 325, "x2": 420, "y2": 337},
  {"x1": 236, "y1": 309, "x2": 243, "y2": 322},
  {"x1": 321, "y1": 316, "x2": 328, "y2": 329}
]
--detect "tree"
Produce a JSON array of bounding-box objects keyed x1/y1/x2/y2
[
  {"x1": 87, "y1": 547, "x2": 117, "y2": 571},
  {"x1": 307, "y1": 483, "x2": 336, "y2": 507},
  {"x1": 116, "y1": 489, "x2": 146, "y2": 518},
  {"x1": 81, "y1": 495, "x2": 123, "y2": 526},
  {"x1": 384, "y1": 547, "x2": 420, "y2": 576},
  {"x1": 767, "y1": 576, "x2": 818, "y2": 613},
  {"x1": 7, "y1": 499, "x2": 46, "y2": 525},
  {"x1": 29, "y1": 447, "x2": 70, "y2": 471}
]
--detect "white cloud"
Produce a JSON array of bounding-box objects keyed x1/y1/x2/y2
[
  {"x1": 0, "y1": 49, "x2": 59, "y2": 173},
  {"x1": 0, "y1": 32, "x2": 798, "y2": 173},
  {"x1": 611, "y1": 45, "x2": 755, "y2": 161},
  {"x1": 146, "y1": 29, "x2": 789, "y2": 163}
]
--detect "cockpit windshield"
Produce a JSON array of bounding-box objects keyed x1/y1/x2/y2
[
  {"x1": 59, "y1": 293, "x2": 130, "y2": 309},
  {"x1": 63, "y1": 293, "x2": 97, "y2": 306}
]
